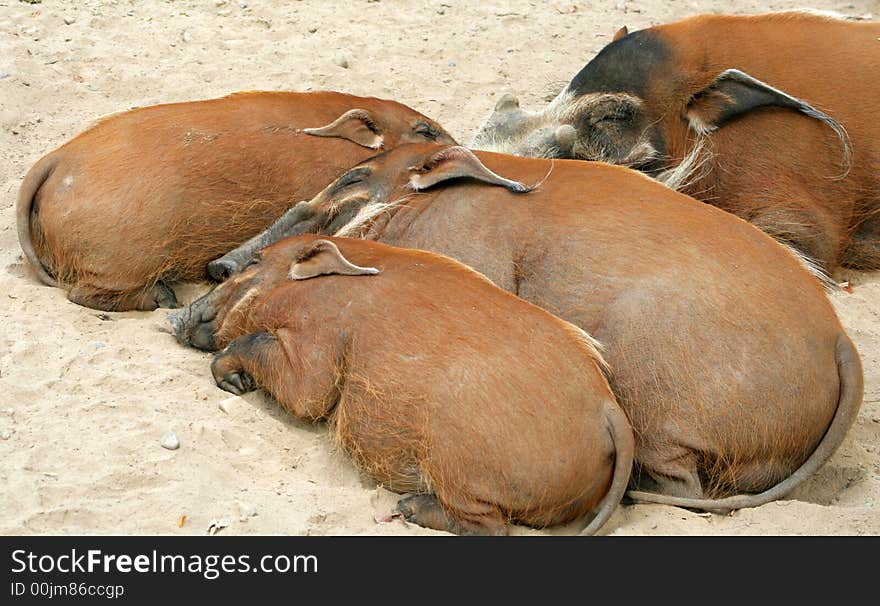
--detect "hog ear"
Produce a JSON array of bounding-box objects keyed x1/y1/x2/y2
[
  {"x1": 685, "y1": 69, "x2": 846, "y2": 137},
  {"x1": 288, "y1": 240, "x2": 380, "y2": 281},
  {"x1": 612, "y1": 25, "x2": 628, "y2": 41},
  {"x1": 303, "y1": 109, "x2": 384, "y2": 149},
  {"x1": 407, "y1": 146, "x2": 533, "y2": 193}
]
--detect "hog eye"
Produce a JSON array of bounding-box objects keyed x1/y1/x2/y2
[
  {"x1": 328, "y1": 167, "x2": 372, "y2": 197},
  {"x1": 329, "y1": 174, "x2": 360, "y2": 195},
  {"x1": 242, "y1": 256, "x2": 261, "y2": 270},
  {"x1": 414, "y1": 122, "x2": 439, "y2": 140},
  {"x1": 595, "y1": 106, "x2": 635, "y2": 125}
]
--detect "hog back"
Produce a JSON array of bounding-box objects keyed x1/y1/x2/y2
[{"x1": 374, "y1": 153, "x2": 842, "y2": 496}]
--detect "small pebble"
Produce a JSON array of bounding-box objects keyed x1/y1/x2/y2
[
  {"x1": 160, "y1": 431, "x2": 180, "y2": 450},
  {"x1": 308, "y1": 26, "x2": 317, "y2": 33},
  {"x1": 182, "y1": 30, "x2": 192, "y2": 43},
  {"x1": 1, "y1": 431, "x2": 12, "y2": 440},
  {"x1": 0, "y1": 72, "x2": 8, "y2": 79},
  {"x1": 334, "y1": 54, "x2": 350, "y2": 69},
  {"x1": 237, "y1": 501, "x2": 258, "y2": 517},
  {"x1": 63, "y1": 16, "x2": 76, "y2": 25}
]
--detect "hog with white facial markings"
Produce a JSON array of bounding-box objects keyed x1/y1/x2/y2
[
  {"x1": 170, "y1": 235, "x2": 634, "y2": 536},
  {"x1": 470, "y1": 11, "x2": 880, "y2": 273},
  {"x1": 209, "y1": 142, "x2": 864, "y2": 513},
  {"x1": 16, "y1": 90, "x2": 455, "y2": 311}
]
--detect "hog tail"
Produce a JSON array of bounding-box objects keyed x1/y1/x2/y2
[
  {"x1": 580, "y1": 400, "x2": 635, "y2": 536},
  {"x1": 16, "y1": 153, "x2": 59, "y2": 286},
  {"x1": 626, "y1": 333, "x2": 863, "y2": 513}
]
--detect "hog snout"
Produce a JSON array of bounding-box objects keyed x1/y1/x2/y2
[
  {"x1": 494, "y1": 93, "x2": 521, "y2": 113},
  {"x1": 168, "y1": 300, "x2": 218, "y2": 351},
  {"x1": 554, "y1": 124, "x2": 577, "y2": 154},
  {"x1": 207, "y1": 258, "x2": 237, "y2": 282},
  {"x1": 470, "y1": 94, "x2": 541, "y2": 153}
]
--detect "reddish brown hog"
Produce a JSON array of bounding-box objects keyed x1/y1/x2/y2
[
  {"x1": 170, "y1": 235, "x2": 634, "y2": 536},
  {"x1": 16, "y1": 91, "x2": 455, "y2": 311},
  {"x1": 211, "y1": 143, "x2": 864, "y2": 513},
  {"x1": 470, "y1": 11, "x2": 880, "y2": 272}
]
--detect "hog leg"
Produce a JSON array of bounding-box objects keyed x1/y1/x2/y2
[
  {"x1": 211, "y1": 330, "x2": 342, "y2": 420},
  {"x1": 67, "y1": 280, "x2": 179, "y2": 312},
  {"x1": 395, "y1": 493, "x2": 507, "y2": 536}
]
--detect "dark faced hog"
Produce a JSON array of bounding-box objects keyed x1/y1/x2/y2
[
  {"x1": 170, "y1": 235, "x2": 634, "y2": 535},
  {"x1": 16, "y1": 91, "x2": 455, "y2": 311},
  {"x1": 470, "y1": 11, "x2": 880, "y2": 273},
  {"x1": 212, "y1": 143, "x2": 864, "y2": 513}
]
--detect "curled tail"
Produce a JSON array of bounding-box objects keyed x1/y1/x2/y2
[
  {"x1": 581, "y1": 400, "x2": 635, "y2": 535},
  {"x1": 627, "y1": 333, "x2": 864, "y2": 514},
  {"x1": 16, "y1": 153, "x2": 59, "y2": 286}
]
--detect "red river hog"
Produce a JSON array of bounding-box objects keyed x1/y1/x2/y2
[
  {"x1": 470, "y1": 12, "x2": 880, "y2": 273},
  {"x1": 16, "y1": 90, "x2": 455, "y2": 311},
  {"x1": 209, "y1": 143, "x2": 864, "y2": 512},
  {"x1": 170, "y1": 235, "x2": 634, "y2": 536}
]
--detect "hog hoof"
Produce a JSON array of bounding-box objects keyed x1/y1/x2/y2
[
  {"x1": 207, "y1": 259, "x2": 237, "y2": 282},
  {"x1": 153, "y1": 281, "x2": 180, "y2": 309},
  {"x1": 216, "y1": 371, "x2": 256, "y2": 395},
  {"x1": 394, "y1": 494, "x2": 457, "y2": 533},
  {"x1": 395, "y1": 494, "x2": 433, "y2": 522}
]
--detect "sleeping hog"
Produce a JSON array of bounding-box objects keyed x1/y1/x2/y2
[
  {"x1": 170, "y1": 235, "x2": 634, "y2": 536},
  {"x1": 210, "y1": 143, "x2": 864, "y2": 512},
  {"x1": 470, "y1": 11, "x2": 880, "y2": 272},
  {"x1": 16, "y1": 90, "x2": 455, "y2": 311}
]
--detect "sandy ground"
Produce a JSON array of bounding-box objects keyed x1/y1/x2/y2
[{"x1": 0, "y1": 0, "x2": 878, "y2": 536}]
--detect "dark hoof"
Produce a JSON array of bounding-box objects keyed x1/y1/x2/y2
[
  {"x1": 394, "y1": 494, "x2": 435, "y2": 523},
  {"x1": 217, "y1": 371, "x2": 255, "y2": 395},
  {"x1": 207, "y1": 258, "x2": 237, "y2": 282},
  {"x1": 153, "y1": 282, "x2": 180, "y2": 309}
]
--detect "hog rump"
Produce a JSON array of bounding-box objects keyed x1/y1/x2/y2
[{"x1": 16, "y1": 90, "x2": 454, "y2": 311}]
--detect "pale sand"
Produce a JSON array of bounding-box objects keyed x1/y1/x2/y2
[{"x1": 0, "y1": 0, "x2": 877, "y2": 536}]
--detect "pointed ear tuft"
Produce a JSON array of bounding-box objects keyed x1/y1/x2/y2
[
  {"x1": 686, "y1": 69, "x2": 830, "y2": 133},
  {"x1": 288, "y1": 239, "x2": 380, "y2": 280},
  {"x1": 407, "y1": 146, "x2": 533, "y2": 193},
  {"x1": 613, "y1": 25, "x2": 629, "y2": 41},
  {"x1": 303, "y1": 109, "x2": 384, "y2": 149}
]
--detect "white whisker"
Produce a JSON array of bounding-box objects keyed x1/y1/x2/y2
[{"x1": 334, "y1": 195, "x2": 417, "y2": 239}]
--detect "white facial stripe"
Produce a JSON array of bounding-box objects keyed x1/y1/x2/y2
[
  {"x1": 223, "y1": 286, "x2": 260, "y2": 324},
  {"x1": 333, "y1": 196, "x2": 414, "y2": 238},
  {"x1": 655, "y1": 136, "x2": 713, "y2": 192},
  {"x1": 557, "y1": 92, "x2": 644, "y2": 123}
]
